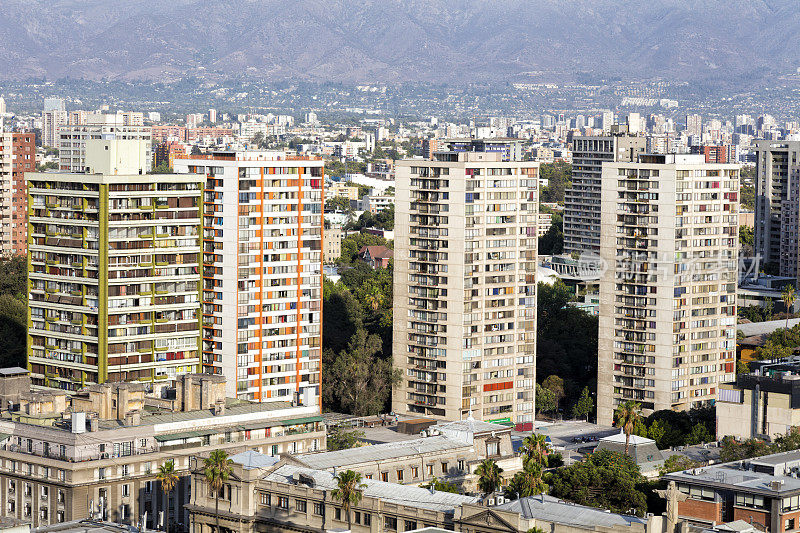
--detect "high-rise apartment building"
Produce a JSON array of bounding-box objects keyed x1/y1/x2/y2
[
  {"x1": 27, "y1": 139, "x2": 203, "y2": 389},
  {"x1": 392, "y1": 151, "x2": 538, "y2": 424},
  {"x1": 752, "y1": 140, "x2": 800, "y2": 274},
  {"x1": 0, "y1": 132, "x2": 35, "y2": 255},
  {"x1": 686, "y1": 114, "x2": 702, "y2": 137},
  {"x1": 58, "y1": 113, "x2": 152, "y2": 173},
  {"x1": 42, "y1": 110, "x2": 68, "y2": 148},
  {"x1": 597, "y1": 154, "x2": 739, "y2": 425},
  {"x1": 563, "y1": 128, "x2": 646, "y2": 255},
  {"x1": 173, "y1": 151, "x2": 324, "y2": 405}
]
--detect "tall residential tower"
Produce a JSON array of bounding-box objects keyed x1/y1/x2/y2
[
  {"x1": 173, "y1": 151, "x2": 324, "y2": 406},
  {"x1": 392, "y1": 150, "x2": 538, "y2": 424},
  {"x1": 597, "y1": 154, "x2": 739, "y2": 424}
]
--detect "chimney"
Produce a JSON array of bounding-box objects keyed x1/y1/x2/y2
[
  {"x1": 212, "y1": 399, "x2": 225, "y2": 416},
  {"x1": 88, "y1": 416, "x2": 99, "y2": 432},
  {"x1": 124, "y1": 410, "x2": 141, "y2": 427}
]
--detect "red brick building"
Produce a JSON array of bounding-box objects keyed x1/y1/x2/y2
[{"x1": 665, "y1": 449, "x2": 800, "y2": 532}]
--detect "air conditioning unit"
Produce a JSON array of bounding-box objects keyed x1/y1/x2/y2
[{"x1": 487, "y1": 498, "x2": 495, "y2": 506}]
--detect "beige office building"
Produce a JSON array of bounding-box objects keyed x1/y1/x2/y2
[
  {"x1": 392, "y1": 151, "x2": 538, "y2": 424},
  {"x1": 597, "y1": 154, "x2": 739, "y2": 425}
]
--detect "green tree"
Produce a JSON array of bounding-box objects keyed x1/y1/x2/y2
[
  {"x1": 659, "y1": 455, "x2": 701, "y2": 476},
  {"x1": 323, "y1": 328, "x2": 400, "y2": 415},
  {"x1": 572, "y1": 387, "x2": 594, "y2": 421},
  {"x1": 327, "y1": 196, "x2": 353, "y2": 213},
  {"x1": 0, "y1": 295, "x2": 27, "y2": 368},
  {"x1": 338, "y1": 232, "x2": 390, "y2": 266},
  {"x1": 521, "y1": 433, "x2": 548, "y2": 465},
  {"x1": 614, "y1": 401, "x2": 642, "y2": 455},
  {"x1": 539, "y1": 162, "x2": 572, "y2": 203},
  {"x1": 506, "y1": 456, "x2": 547, "y2": 499},
  {"x1": 150, "y1": 161, "x2": 172, "y2": 174},
  {"x1": 783, "y1": 285, "x2": 797, "y2": 328},
  {"x1": 547, "y1": 449, "x2": 647, "y2": 516},
  {"x1": 647, "y1": 419, "x2": 666, "y2": 446},
  {"x1": 542, "y1": 375, "x2": 565, "y2": 413},
  {"x1": 741, "y1": 183, "x2": 755, "y2": 210},
  {"x1": 322, "y1": 285, "x2": 364, "y2": 355},
  {"x1": 475, "y1": 459, "x2": 504, "y2": 497},
  {"x1": 740, "y1": 225, "x2": 754, "y2": 249},
  {"x1": 420, "y1": 477, "x2": 460, "y2": 493},
  {"x1": 332, "y1": 470, "x2": 367, "y2": 531},
  {"x1": 686, "y1": 423, "x2": 713, "y2": 445},
  {"x1": 157, "y1": 460, "x2": 178, "y2": 533},
  {"x1": 327, "y1": 427, "x2": 366, "y2": 451},
  {"x1": 755, "y1": 339, "x2": 793, "y2": 361},
  {"x1": 204, "y1": 450, "x2": 233, "y2": 533},
  {"x1": 536, "y1": 384, "x2": 556, "y2": 416},
  {"x1": 538, "y1": 212, "x2": 563, "y2": 255}
]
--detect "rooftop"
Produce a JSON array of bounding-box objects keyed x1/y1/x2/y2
[
  {"x1": 495, "y1": 494, "x2": 646, "y2": 528},
  {"x1": 230, "y1": 450, "x2": 281, "y2": 470},
  {"x1": 738, "y1": 318, "x2": 800, "y2": 338},
  {"x1": 296, "y1": 435, "x2": 471, "y2": 470},
  {"x1": 33, "y1": 520, "x2": 134, "y2": 533},
  {"x1": 266, "y1": 463, "x2": 479, "y2": 513}
]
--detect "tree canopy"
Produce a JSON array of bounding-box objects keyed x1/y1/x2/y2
[{"x1": 539, "y1": 162, "x2": 572, "y2": 204}]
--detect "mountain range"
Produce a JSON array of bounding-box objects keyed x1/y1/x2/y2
[{"x1": 1, "y1": 0, "x2": 799, "y2": 84}]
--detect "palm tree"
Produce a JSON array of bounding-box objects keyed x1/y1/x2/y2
[
  {"x1": 332, "y1": 469, "x2": 366, "y2": 531},
  {"x1": 475, "y1": 459, "x2": 503, "y2": 497},
  {"x1": 614, "y1": 401, "x2": 642, "y2": 455},
  {"x1": 520, "y1": 433, "x2": 548, "y2": 465},
  {"x1": 157, "y1": 460, "x2": 178, "y2": 533},
  {"x1": 365, "y1": 285, "x2": 383, "y2": 311},
  {"x1": 783, "y1": 285, "x2": 796, "y2": 329},
  {"x1": 508, "y1": 456, "x2": 546, "y2": 498},
  {"x1": 204, "y1": 450, "x2": 233, "y2": 533}
]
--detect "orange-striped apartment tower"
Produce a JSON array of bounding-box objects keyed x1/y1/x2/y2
[{"x1": 174, "y1": 151, "x2": 324, "y2": 407}]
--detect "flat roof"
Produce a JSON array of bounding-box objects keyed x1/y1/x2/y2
[
  {"x1": 296, "y1": 435, "x2": 471, "y2": 470},
  {"x1": 738, "y1": 318, "x2": 800, "y2": 337}
]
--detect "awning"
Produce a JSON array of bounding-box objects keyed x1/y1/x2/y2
[
  {"x1": 280, "y1": 415, "x2": 323, "y2": 426},
  {"x1": 155, "y1": 430, "x2": 208, "y2": 442}
]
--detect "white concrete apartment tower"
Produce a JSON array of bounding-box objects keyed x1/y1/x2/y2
[
  {"x1": 392, "y1": 150, "x2": 538, "y2": 425},
  {"x1": 597, "y1": 154, "x2": 739, "y2": 425},
  {"x1": 173, "y1": 151, "x2": 324, "y2": 407}
]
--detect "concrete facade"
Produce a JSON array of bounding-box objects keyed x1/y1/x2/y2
[{"x1": 597, "y1": 154, "x2": 739, "y2": 424}]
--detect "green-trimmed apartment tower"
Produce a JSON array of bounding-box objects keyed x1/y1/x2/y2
[{"x1": 26, "y1": 139, "x2": 204, "y2": 389}]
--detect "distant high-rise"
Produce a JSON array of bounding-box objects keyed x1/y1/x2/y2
[
  {"x1": 562, "y1": 126, "x2": 646, "y2": 255},
  {"x1": 208, "y1": 108, "x2": 217, "y2": 124},
  {"x1": 43, "y1": 97, "x2": 65, "y2": 112},
  {"x1": 0, "y1": 97, "x2": 6, "y2": 115},
  {"x1": 27, "y1": 139, "x2": 203, "y2": 388},
  {"x1": 392, "y1": 150, "x2": 538, "y2": 423},
  {"x1": 42, "y1": 104, "x2": 68, "y2": 147},
  {"x1": 596, "y1": 153, "x2": 739, "y2": 424},
  {"x1": 0, "y1": 132, "x2": 35, "y2": 255},
  {"x1": 601, "y1": 111, "x2": 615, "y2": 133},
  {"x1": 686, "y1": 114, "x2": 702, "y2": 137},
  {"x1": 58, "y1": 112, "x2": 152, "y2": 173},
  {"x1": 752, "y1": 140, "x2": 800, "y2": 274}
]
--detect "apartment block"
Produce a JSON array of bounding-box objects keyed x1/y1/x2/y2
[
  {"x1": 58, "y1": 113, "x2": 152, "y2": 173},
  {"x1": 597, "y1": 154, "x2": 739, "y2": 425},
  {"x1": 0, "y1": 133, "x2": 35, "y2": 256},
  {"x1": 752, "y1": 140, "x2": 800, "y2": 274},
  {"x1": 563, "y1": 127, "x2": 646, "y2": 255},
  {"x1": 42, "y1": 111, "x2": 68, "y2": 149},
  {"x1": 27, "y1": 139, "x2": 203, "y2": 389},
  {"x1": 173, "y1": 151, "x2": 324, "y2": 405},
  {"x1": 0, "y1": 372, "x2": 323, "y2": 529},
  {"x1": 392, "y1": 151, "x2": 538, "y2": 424}
]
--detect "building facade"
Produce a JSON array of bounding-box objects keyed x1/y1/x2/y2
[
  {"x1": 0, "y1": 373, "x2": 324, "y2": 530},
  {"x1": 717, "y1": 370, "x2": 800, "y2": 441},
  {"x1": 752, "y1": 140, "x2": 800, "y2": 273},
  {"x1": 597, "y1": 154, "x2": 739, "y2": 424},
  {"x1": 563, "y1": 129, "x2": 646, "y2": 255},
  {"x1": 392, "y1": 151, "x2": 538, "y2": 423},
  {"x1": 0, "y1": 132, "x2": 35, "y2": 256},
  {"x1": 173, "y1": 151, "x2": 324, "y2": 404},
  {"x1": 27, "y1": 139, "x2": 203, "y2": 388},
  {"x1": 58, "y1": 114, "x2": 152, "y2": 173}
]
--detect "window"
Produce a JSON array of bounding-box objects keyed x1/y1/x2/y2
[
  {"x1": 313, "y1": 503, "x2": 324, "y2": 516},
  {"x1": 486, "y1": 441, "x2": 500, "y2": 456},
  {"x1": 426, "y1": 464, "x2": 434, "y2": 476},
  {"x1": 788, "y1": 519, "x2": 797, "y2": 531},
  {"x1": 24, "y1": 483, "x2": 31, "y2": 497},
  {"x1": 381, "y1": 472, "x2": 388, "y2": 482},
  {"x1": 365, "y1": 474, "x2": 373, "y2": 480},
  {"x1": 122, "y1": 484, "x2": 130, "y2": 497},
  {"x1": 260, "y1": 493, "x2": 271, "y2": 506},
  {"x1": 405, "y1": 520, "x2": 417, "y2": 531},
  {"x1": 121, "y1": 465, "x2": 129, "y2": 476},
  {"x1": 385, "y1": 516, "x2": 397, "y2": 530},
  {"x1": 296, "y1": 500, "x2": 307, "y2": 513},
  {"x1": 8, "y1": 480, "x2": 15, "y2": 494},
  {"x1": 98, "y1": 468, "x2": 106, "y2": 480},
  {"x1": 396, "y1": 469, "x2": 404, "y2": 482},
  {"x1": 411, "y1": 467, "x2": 419, "y2": 478},
  {"x1": 140, "y1": 439, "x2": 147, "y2": 448},
  {"x1": 688, "y1": 486, "x2": 714, "y2": 502},
  {"x1": 57, "y1": 511, "x2": 64, "y2": 523},
  {"x1": 364, "y1": 513, "x2": 371, "y2": 526},
  {"x1": 57, "y1": 490, "x2": 65, "y2": 504},
  {"x1": 735, "y1": 493, "x2": 765, "y2": 509},
  {"x1": 144, "y1": 481, "x2": 153, "y2": 494},
  {"x1": 441, "y1": 462, "x2": 448, "y2": 474},
  {"x1": 41, "y1": 486, "x2": 48, "y2": 499},
  {"x1": 354, "y1": 511, "x2": 361, "y2": 524},
  {"x1": 278, "y1": 496, "x2": 289, "y2": 510}
]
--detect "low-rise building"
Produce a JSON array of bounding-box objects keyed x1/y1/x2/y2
[
  {"x1": 360, "y1": 193, "x2": 395, "y2": 214},
  {"x1": 187, "y1": 455, "x2": 479, "y2": 533},
  {"x1": 323, "y1": 226, "x2": 342, "y2": 264},
  {"x1": 665, "y1": 449, "x2": 800, "y2": 531},
  {"x1": 717, "y1": 369, "x2": 800, "y2": 440},
  {"x1": 0, "y1": 372, "x2": 324, "y2": 530},
  {"x1": 594, "y1": 433, "x2": 665, "y2": 478},
  {"x1": 358, "y1": 245, "x2": 393, "y2": 269}
]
